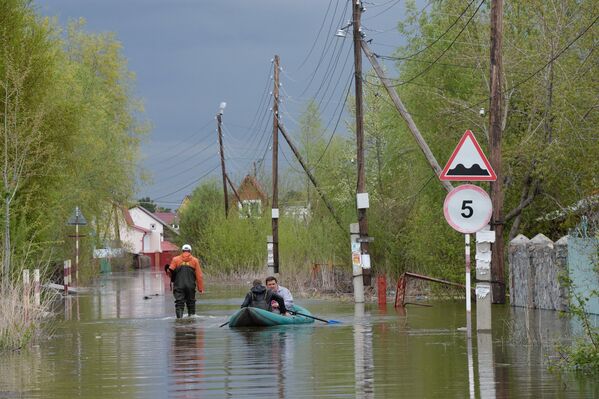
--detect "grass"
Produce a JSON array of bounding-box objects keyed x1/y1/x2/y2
[{"x1": 0, "y1": 281, "x2": 57, "y2": 351}]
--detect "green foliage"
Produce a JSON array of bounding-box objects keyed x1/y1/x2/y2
[
  {"x1": 137, "y1": 197, "x2": 157, "y2": 212},
  {"x1": 0, "y1": 1, "x2": 146, "y2": 282},
  {"x1": 553, "y1": 275, "x2": 599, "y2": 374}
]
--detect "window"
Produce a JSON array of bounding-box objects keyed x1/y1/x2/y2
[{"x1": 239, "y1": 200, "x2": 262, "y2": 218}]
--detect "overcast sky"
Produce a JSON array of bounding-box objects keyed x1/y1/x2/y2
[{"x1": 35, "y1": 0, "x2": 424, "y2": 209}]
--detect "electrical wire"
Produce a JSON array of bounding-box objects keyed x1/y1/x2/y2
[
  {"x1": 299, "y1": 0, "x2": 348, "y2": 97},
  {"x1": 390, "y1": 0, "x2": 478, "y2": 61},
  {"x1": 153, "y1": 165, "x2": 220, "y2": 201},
  {"x1": 385, "y1": 0, "x2": 485, "y2": 87},
  {"x1": 444, "y1": 13, "x2": 599, "y2": 117},
  {"x1": 312, "y1": 74, "x2": 354, "y2": 169},
  {"x1": 149, "y1": 118, "x2": 215, "y2": 161},
  {"x1": 297, "y1": 0, "x2": 335, "y2": 70}
]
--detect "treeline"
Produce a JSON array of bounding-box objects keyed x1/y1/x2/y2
[
  {"x1": 181, "y1": 0, "x2": 598, "y2": 283},
  {"x1": 0, "y1": 0, "x2": 146, "y2": 284}
]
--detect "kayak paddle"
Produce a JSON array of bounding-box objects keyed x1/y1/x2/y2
[
  {"x1": 289, "y1": 310, "x2": 341, "y2": 324},
  {"x1": 219, "y1": 321, "x2": 229, "y2": 328}
]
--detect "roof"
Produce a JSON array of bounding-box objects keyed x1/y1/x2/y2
[
  {"x1": 154, "y1": 212, "x2": 177, "y2": 225},
  {"x1": 161, "y1": 240, "x2": 179, "y2": 252},
  {"x1": 236, "y1": 174, "x2": 268, "y2": 204},
  {"x1": 121, "y1": 207, "x2": 151, "y2": 233}
]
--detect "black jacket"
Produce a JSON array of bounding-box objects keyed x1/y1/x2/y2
[{"x1": 241, "y1": 284, "x2": 287, "y2": 313}]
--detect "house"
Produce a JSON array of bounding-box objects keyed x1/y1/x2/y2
[
  {"x1": 154, "y1": 211, "x2": 180, "y2": 232},
  {"x1": 235, "y1": 174, "x2": 268, "y2": 218},
  {"x1": 118, "y1": 206, "x2": 180, "y2": 268}
]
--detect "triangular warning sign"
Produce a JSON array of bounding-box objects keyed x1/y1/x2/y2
[{"x1": 440, "y1": 130, "x2": 497, "y2": 181}]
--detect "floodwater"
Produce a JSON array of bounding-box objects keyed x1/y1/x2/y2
[{"x1": 1, "y1": 269, "x2": 597, "y2": 398}]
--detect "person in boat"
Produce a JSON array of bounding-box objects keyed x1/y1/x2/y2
[
  {"x1": 167, "y1": 244, "x2": 204, "y2": 318},
  {"x1": 241, "y1": 279, "x2": 289, "y2": 315},
  {"x1": 265, "y1": 276, "x2": 294, "y2": 312}
]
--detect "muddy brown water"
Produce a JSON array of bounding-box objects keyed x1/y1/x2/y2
[{"x1": 0, "y1": 270, "x2": 597, "y2": 398}]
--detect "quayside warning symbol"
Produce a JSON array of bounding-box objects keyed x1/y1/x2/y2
[{"x1": 439, "y1": 130, "x2": 497, "y2": 181}]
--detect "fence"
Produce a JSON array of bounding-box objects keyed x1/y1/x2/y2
[{"x1": 508, "y1": 232, "x2": 598, "y2": 314}]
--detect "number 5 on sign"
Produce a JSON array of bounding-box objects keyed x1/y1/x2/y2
[{"x1": 443, "y1": 184, "x2": 492, "y2": 234}]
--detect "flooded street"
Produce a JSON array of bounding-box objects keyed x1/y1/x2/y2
[{"x1": 1, "y1": 269, "x2": 597, "y2": 398}]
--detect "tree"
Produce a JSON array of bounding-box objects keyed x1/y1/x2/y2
[{"x1": 137, "y1": 197, "x2": 157, "y2": 213}]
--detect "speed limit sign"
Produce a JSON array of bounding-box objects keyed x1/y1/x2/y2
[{"x1": 443, "y1": 184, "x2": 492, "y2": 233}]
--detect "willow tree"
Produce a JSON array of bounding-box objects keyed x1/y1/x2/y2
[{"x1": 0, "y1": 1, "x2": 64, "y2": 283}]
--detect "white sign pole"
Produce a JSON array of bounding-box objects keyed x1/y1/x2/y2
[
  {"x1": 465, "y1": 234, "x2": 471, "y2": 313},
  {"x1": 465, "y1": 234, "x2": 472, "y2": 339}
]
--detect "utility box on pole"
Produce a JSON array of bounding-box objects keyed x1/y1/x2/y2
[{"x1": 350, "y1": 223, "x2": 364, "y2": 303}]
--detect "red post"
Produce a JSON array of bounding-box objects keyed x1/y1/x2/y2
[{"x1": 377, "y1": 275, "x2": 387, "y2": 306}]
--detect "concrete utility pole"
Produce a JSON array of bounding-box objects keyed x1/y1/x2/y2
[
  {"x1": 217, "y1": 102, "x2": 229, "y2": 218},
  {"x1": 489, "y1": 0, "x2": 505, "y2": 303},
  {"x1": 271, "y1": 55, "x2": 280, "y2": 274},
  {"x1": 353, "y1": 0, "x2": 371, "y2": 286}
]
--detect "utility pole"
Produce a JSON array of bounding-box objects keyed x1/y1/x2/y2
[
  {"x1": 271, "y1": 55, "x2": 280, "y2": 274},
  {"x1": 353, "y1": 0, "x2": 371, "y2": 286},
  {"x1": 361, "y1": 42, "x2": 453, "y2": 193},
  {"x1": 278, "y1": 122, "x2": 344, "y2": 231},
  {"x1": 489, "y1": 0, "x2": 505, "y2": 304},
  {"x1": 217, "y1": 102, "x2": 229, "y2": 218}
]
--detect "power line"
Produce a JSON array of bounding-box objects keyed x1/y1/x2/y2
[
  {"x1": 363, "y1": 0, "x2": 401, "y2": 20},
  {"x1": 297, "y1": 0, "x2": 335, "y2": 70},
  {"x1": 150, "y1": 118, "x2": 214, "y2": 160},
  {"x1": 390, "y1": 0, "x2": 478, "y2": 61},
  {"x1": 445, "y1": 13, "x2": 599, "y2": 117},
  {"x1": 153, "y1": 165, "x2": 220, "y2": 201},
  {"x1": 386, "y1": 0, "x2": 485, "y2": 87},
  {"x1": 299, "y1": 0, "x2": 349, "y2": 97},
  {"x1": 312, "y1": 73, "x2": 354, "y2": 169}
]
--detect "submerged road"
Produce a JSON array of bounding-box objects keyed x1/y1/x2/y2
[{"x1": 0, "y1": 269, "x2": 597, "y2": 398}]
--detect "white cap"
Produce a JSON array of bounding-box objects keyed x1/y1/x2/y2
[{"x1": 182, "y1": 244, "x2": 192, "y2": 252}]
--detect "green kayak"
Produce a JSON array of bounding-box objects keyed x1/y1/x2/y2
[{"x1": 228, "y1": 305, "x2": 315, "y2": 328}]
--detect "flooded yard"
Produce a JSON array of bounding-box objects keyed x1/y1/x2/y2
[{"x1": 1, "y1": 269, "x2": 597, "y2": 398}]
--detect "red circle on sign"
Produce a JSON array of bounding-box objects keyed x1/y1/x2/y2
[{"x1": 443, "y1": 184, "x2": 492, "y2": 233}]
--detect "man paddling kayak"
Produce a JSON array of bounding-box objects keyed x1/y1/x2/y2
[{"x1": 241, "y1": 279, "x2": 289, "y2": 316}]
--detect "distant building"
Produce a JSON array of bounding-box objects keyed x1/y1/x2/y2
[
  {"x1": 117, "y1": 206, "x2": 180, "y2": 267},
  {"x1": 154, "y1": 211, "x2": 180, "y2": 232},
  {"x1": 284, "y1": 205, "x2": 310, "y2": 221},
  {"x1": 235, "y1": 174, "x2": 268, "y2": 218}
]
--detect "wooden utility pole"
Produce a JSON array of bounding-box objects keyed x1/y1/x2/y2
[
  {"x1": 278, "y1": 122, "x2": 344, "y2": 231},
  {"x1": 353, "y1": 0, "x2": 371, "y2": 286},
  {"x1": 489, "y1": 0, "x2": 505, "y2": 303},
  {"x1": 217, "y1": 110, "x2": 229, "y2": 218},
  {"x1": 225, "y1": 174, "x2": 242, "y2": 205},
  {"x1": 361, "y1": 42, "x2": 453, "y2": 193},
  {"x1": 271, "y1": 55, "x2": 280, "y2": 274}
]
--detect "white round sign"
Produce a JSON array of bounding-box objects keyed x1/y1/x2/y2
[{"x1": 443, "y1": 184, "x2": 492, "y2": 233}]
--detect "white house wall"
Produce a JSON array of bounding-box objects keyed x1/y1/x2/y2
[{"x1": 129, "y1": 207, "x2": 164, "y2": 253}]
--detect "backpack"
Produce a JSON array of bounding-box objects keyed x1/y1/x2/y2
[{"x1": 251, "y1": 291, "x2": 270, "y2": 310}]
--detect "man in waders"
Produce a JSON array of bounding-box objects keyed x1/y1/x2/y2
[
  {"x1": 241, "y1": 279, "x2": 289, "y2": 315},
  {"x1": 167, "y1": 244, "x2": 204, "y2": 318}
]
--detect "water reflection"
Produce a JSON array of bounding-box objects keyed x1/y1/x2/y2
[
  {"x1": 170, "y1": 323, "x2": 205, "y2": 398},
  {"x1": 1, "y1": 271, "x2": 598, "y2": 398},
  {"x1": 354, "y1": 303, "x2": 375, "y2": 398},
  {"x1": 477, "y1": 332, "x2": 496, "y2": 399}
]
